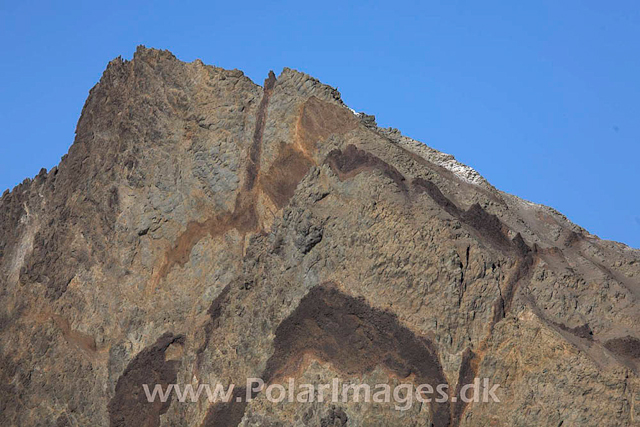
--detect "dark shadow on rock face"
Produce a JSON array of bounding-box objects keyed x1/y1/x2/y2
[
  {"x1": 554, "y1": 322, "x2": 594, "y2": 341},
  {"x1": 108, "y1": 332, "x2": 184, "y2": 427},
  {"x1": 202, "y1": 285, "x2": 451, "y2": 426},
  {"x1": 326, "y1": 145, "x2": 407, "y2": 192},
  {"x1": 196, "y1": 284, "x2": 232, "y2": 370},
  {"x1": 201, "y1": 387, "x2": 255, "y2": 427},
  {"x1": 412, "y1": 178, "x2": 511, "y2": 252},
  {"x1": 261, "y1": 142, "x2": 314, "y2": 209},
  {"x1": 263, "y1": 284, "x2": 450, "y2": 426},
  {"x1": 604, "y1": 336, "x2": 640, "y2": 359}
]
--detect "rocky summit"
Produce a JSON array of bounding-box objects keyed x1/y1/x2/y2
[{"x1": 1, "y1": 46, "x2": 639, "y2": 426}]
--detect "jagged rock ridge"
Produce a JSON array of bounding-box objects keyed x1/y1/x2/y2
[{"x1": 0, "y1": 46, "x2": 639, "y2": 426}]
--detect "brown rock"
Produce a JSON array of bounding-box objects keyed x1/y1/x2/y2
[{"x1": 1, "y1": 46, "x2": 639, "y2": 426}]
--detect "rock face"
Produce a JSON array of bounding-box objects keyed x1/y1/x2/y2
[{"x1": 1, "y1": 46, "x2": 639, "y2": 426}]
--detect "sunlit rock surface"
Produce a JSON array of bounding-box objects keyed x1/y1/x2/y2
[{"x1": 1, "y1": 47, "x2": 639, "y2": 426}]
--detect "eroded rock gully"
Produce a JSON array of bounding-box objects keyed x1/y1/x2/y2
[{"x1": 1, "y1": 46, "x2": 639, "y2": 426}]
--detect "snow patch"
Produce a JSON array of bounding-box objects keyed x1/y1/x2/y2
[
  {"x1": 393, "y1": 133, "x2": 487, "y2": 186},
  {"x1": 435, "y1": 156, "x2": 486, "y2": 186},
  {"x1": 343, "y1": 103, "x2": 486, "y2": 186}
]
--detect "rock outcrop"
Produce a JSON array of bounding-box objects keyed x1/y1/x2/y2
[{"x1": 1, "y1": 46, "x2": 639, "y2": 426}]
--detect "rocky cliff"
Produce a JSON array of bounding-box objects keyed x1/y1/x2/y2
[{"x1": 1, "y1": 46, "x2": 639, "y2": 426}]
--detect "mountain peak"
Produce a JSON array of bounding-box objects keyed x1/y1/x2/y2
[{"x1": 1, "y1": 48, "x2": 639, "y2": 426}]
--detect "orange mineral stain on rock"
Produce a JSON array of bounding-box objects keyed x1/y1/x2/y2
[{"x1": 51, "y1": 314, "x2": 97, "y2": 354}]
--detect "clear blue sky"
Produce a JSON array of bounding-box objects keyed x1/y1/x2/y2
[{"x1": 1, "y1": 1, "x2": 639, "y2": 248}]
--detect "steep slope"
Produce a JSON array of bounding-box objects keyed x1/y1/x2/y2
[{"x1": 1, "y1": 46, "x2": 639, "y2": 426}]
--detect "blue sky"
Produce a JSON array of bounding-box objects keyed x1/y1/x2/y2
[{"x1": 1, "y1": 1, "x2": 639, "y2": 248}]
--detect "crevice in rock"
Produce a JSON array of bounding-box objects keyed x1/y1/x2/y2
[
  {"x1": 451, "y1": 347, "x2": 477, "y2": 426},
  {"x1": 245, "y1": 71, "x2": 276, "y2": 191},
  {"x1": 150, "y1": 72, "x2": 278, "y2": 288}
]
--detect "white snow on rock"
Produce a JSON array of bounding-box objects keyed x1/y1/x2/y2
[
  {"x1": 388, "y1": 130, "x2": 488, "y2": 187},
  {"x1": 435, "y1": 155, "x2": 486, "y2": 186},
  {"x1": 348, "y1": 107, "x2": 364, "y2": 118},
  {"x1": 343, "y1": 104, "x2": 487, "y2": 186}
]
